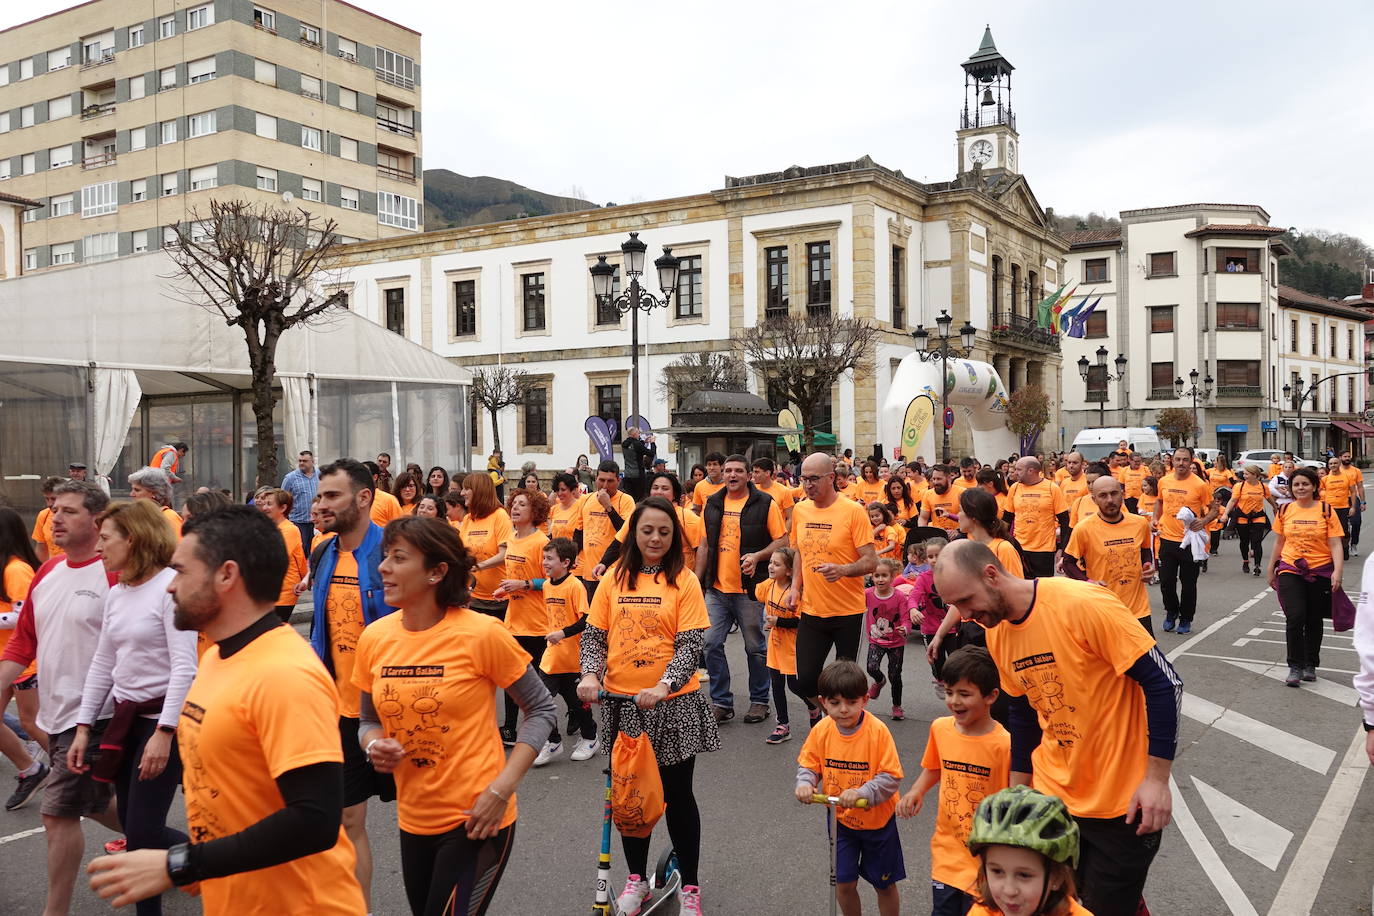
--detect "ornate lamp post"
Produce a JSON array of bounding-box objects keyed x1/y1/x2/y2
[
  {"x1": 1282, "y1": 379, "x2": 1317, "y2": 456},
  {"x1": 1174, "y1": 368, "x2": 1213, "y2": 447},
  {"x1": 911, "y1": 309, "x2": 977, "y2": 463},
  {"x1": 1077, "y1": 346, "x2": 1127, "y2": 427}
]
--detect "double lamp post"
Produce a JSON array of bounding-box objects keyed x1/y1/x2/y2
[
  {"x1": 1175, "y1": 369, "x2": 1213, "y2": 447},
  {"x1": 1076, "y1": 346, "x2": 1128, "y2": 428},
  {"x1": 911, "y1": 309, "x2": 977, "y2": 464}
]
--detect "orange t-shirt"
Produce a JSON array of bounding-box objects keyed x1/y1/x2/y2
[
  {"x1": 160, "y1": 505, "x2": 183, "y2": 539},
  {"x1": 1121, "y1": 466, "x2": 1148, "y2": 501},
  {"x1": 1274, "y1": 502, "x2": 1343, "y2": 569},
  {"x1": 546, "y1": 495, "x2": 585, "y2": 542},
  {"x1": 324, "y1": 551, "x2": 364, "y2": 718},
  {"x1": 460, "y1": 509, "x2": 514, "y2": 601},
  {"x1": 987, "y1": 537, "x2": 1024, "y2": 579},
  {"x1": 691, "y1": 478, "x2": 726, "y2": 512},
  {"x1": 1320, "y1": 473, "x2": 1351, "y2": 510},
  {"x1": 353, "y1": 608, "x2": 530, "y2": 835},
  {"x1": 0, "y1": 558, "x2": 38, "y2": 680},
  {"x1": 922, "y1": 486, "x2": 962, "y2": 531},
  {"x1": 853, "y1": 480, "x2": 886, "y2": 506},
  {"x1": 1268, "y1": 462, "x2": 1284, "y2": 480},
  {"x1": 369, "y1": 488, "x2": 405, "y2": 528},
  {"x1": 1342, "y1": 465, "x2": 1363, "y2": 503},
  {"x1": 30, "y1": 508, "x2": 62, "y2": 559},
  {"x1": 952, "y1": 475, "x2": 978, "y2": 495},
  {"x1": 588, "y1": 567, "x2": 708, "y2": 697},
  {"x1": 502, "y1": 529, "x2": 550, "y2": 636},
  {"x1": 1006, "y1": 480, "x2": 1068, "y2": 552},
  {"x1": 1155, "y1": 473, "x2": 1212, "y2": 542},
  {"x1": 920, "y1": 716, "x2": 1011, "y2": 891},
  {"x1": 759, "y1": 578, "x2": 799, "y2": 675},
  {"x1": 790, "y1": 496, "x2": 872, "y2": 618},
  {"x1": 797, "y1": 711, "x2": 904, "y2": 830},
  {"x1": 1065, "y1": 513, "x2": 1153, "y2": 619},
  {"x1": 613, "y1": 505, "x2": 703, "y2": 572},
  {"x1": 873, "y1": 524, "x2": 904, "y2": 559},
  {"x1": 578, "y1": 491, "x2": 636, "y2": 582},
  {"x1": 180, "y1": 625, "x2": 364, "y2": 916},
  {"x1": 1069, "y1": 493, "x2": 1097, "y2": 529},
  {"x1": 1207, "y1": 468, "x2": 1237, "y2": 498},
  {"x1": 1057, "y1": 473, "x2": 1089, "y2": 505},
  {"x1": 711, "y1": 494, "x2": 786, "y2": 594},
  {"x1": 311, "y1": 530, "x2": 337, "y2": 554},
  {"x1": 276, "y1": 518, "x2": 307, "y2": 607},
  {"x1": 985, "y1": 577, "x2": 1156, "y2": 818},
  {"x1": 1232, "y1": 480, "x2": 1268, "y2": 521},
  {"x1": 540, "y1": 574, "x2": 590, "y2": 675},
  {"x1": 907, "y1": 481, "x2": 930, "y2": 511},
  {"x1": 756, "y1": 481, "x2": 795, "y2": 516}
]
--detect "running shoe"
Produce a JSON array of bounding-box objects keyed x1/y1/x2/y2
[
  {"x1": 891, "y1": 705, "x2": 905, "y2": 721},
  {"x1": 712, "y1": 706, "x2": 734, "y2": 724},
  {"x1": 765, "y1": 724, "x2": 791, "y2": 745},
  {"x1": 743, "y1": 703, "x2": 770, "y2": 724},
  {"x1": 532, "y1": 740, "x2": 562, "y2": 767},
  {"x1": 1177, "y1": 621, "x2": 1192, "y2": 635},
  {"x1": 680, "y1": 885, "x2": 703, "y2": 915},
  {"x1": 807, "y1": 706, "x2": 823, "y2": 728},
  {"x1": 1301, "y1": 666, "x2": 1317, "y2": 682},
  {"x1": 104, "y1": 837, "x2": 128, "y2": 854},
  {"x1": 1162, "y1": 617, "x2": 1176, "y2": 632},
  {"x1": 1200, "y1": 561, "x2": 1208, "y2": 573},
  {"x1": 615, "y1": 874, "x2": 651, "y2": 916},
  {"x1": 570, "y1": 737, "x2": 599, "y2": 761},
  {"x1": 499, "y1": 726, "x2": 517, "y2": 747},
  {"x1": 1285, "y1": 667, "x2": 1301, "y2": 687},
  {"x1": 4, "y1": 762, "x2": 49, "y2": 811},
  {"x1": 867, "y1": 680, "x2": 882, "y2": 700},
  {"x1": 1253, "y1": 567, "x2": 1262, "y2": 576},
  {"x1": 1242, "y1": 562, "x2": 1250, "y2": 574}
]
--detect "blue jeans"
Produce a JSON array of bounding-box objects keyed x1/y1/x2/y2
[{"x1": 704, "y1": 588, "x2": 770, "y2": 708}]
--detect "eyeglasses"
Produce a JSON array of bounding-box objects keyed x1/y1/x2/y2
[{"x1": 800, "y1": 474, "x2": 832, "y2": 484}]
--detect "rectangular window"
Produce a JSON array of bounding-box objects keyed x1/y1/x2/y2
[
  {"x1": 23, "y1": 207, "x2": 36, "y2": 223},
  {"x1": 1289, "y1": 318, "x2": 1298, "y2": 352},
  {"x1": 1149, "y1": 306, "x2": 1174, "y2": 333},
  {"x1": 339, "y1": 137, "x2": 358, "y2": 161},
  {"x1": 158, "y1": 16, "x2": 175, "y2": 39},
  {"x1": 50, "y1": 193, "x2": 73, "y2": 216},
  {"x1": 83, "y1": 231, "x2": 117, "y2": 263},
  {"x1": 49, "y1": 145, "x2": 73, "y2": 168},
  {"x1": 1083, "y1": 258, "x2": 1108, "y2": 283},
  {"x1": 80, "y1": 181, "x2": 117, "y2": 216},
  {"x1": 161, "y1": 120, "x2": 178, "y2": 143},
  {"x1": 49, "y1": 46, "x2": 72, "y2": 71},
  {"x1": 523, "y1": 388, "x2": 548, "y2": 447},
  {"x1": 299, "y1": 23, "x2": 321, "y2": 46},
  {"x1": 384, "y1": 288, "x2": 405, "y2": 335},
  {"x1": 596, "y1": 385, "x2": 622, "y2": 423},
  {"x1": 256, "y1": 167, "x2": 277, "y2": 191},
  {"x1": 338, "y1": 88, "x2": 358, "y2": 111},
  {"x1": 1216, "y1": 247, "x2": 1260, "y2": 273},
  {"x1": 129, "y1": 127, "x2": 146, "y2": 152},
  {"x1": 24, "y1": 249, "x2": 37, "y2": 270},
  {"x1": 187, "y1": 5, "x2": 213, "y2": 30},
  {"x1": 49, "y1": 96, "x2": 73, "y2": 119},
  {"x1": 128, "y1": 25, "x2": 144, "y2": 47},
  {"x1": 522, "y1": 273, "x2": 546, "y2": 331},
  {"x1": 161, "y1": 173, "x2": 178, "y2": 196},
  {"x1": 132, "y1": 230, "x2": 148, "y2": 253},
  {"x1": 21, "y1": 154, "x2": 36, "y2": 176},
  {"x1": 1085, "y1": 310, "x2": 1108, "y2": 338},
  {"x1": 253, "y1": 7, "x2": 275, "y2": 31},
  {"x1": 0, "y1": 159, "x2": 9, "y2": 180},
  {"x1": 1216, "y1": 302, "x2": 1260, "y2": 329},
  {"x1": 0, "y1": 112, "x2": 8, "y2": 133},
  {"x1": 1311, "y1": 322, "x2": 1318, "y2": 356},
  {"x1": 51, "y1": 243, "x2": 75, "y2": 265},
  {"x1": 20, "y1": 59, "x2": 34, "y2": 80},
  {"x1": 765, "y1": 245, "x2": 789, "y2": 318},
  {"x1": 300, "y1": 75, "x2": 322, "y2": 100},
  {"x1": 190, "y1": 164, "x2": 216, "y2": 190},
  {"x1": 1086, "y1": 364, "x2": 1108, "y2": 401},
  {"x1": 377, "y1": 192, "x2": 418, "y2": 230},
  {"x1": 255, "y1": 113, "x2": 277, "y2": 139},
  {"x1": 339, "y1": 186, "x2": 359, "y2": 210},
  {"x1": 1148, "y1": 251, "x2": 1176, "y2": 277},
  {"x1": 254, "y1": 59, "x2": 276, "y2": 86},
  {"x1": 595, "y1": 264, "x2": 622, "y2": 326},
  {"x1": 21, "y1": 105, "x2": 35, "y2": 128},
  {"x1": 188, "y1": 111, "x2": 215, "y2": 137},
  {"x1": 130, "y1": 179, "x2": 146, "y2": 201},
  {"x1": 338, "y1": 37, "x2": 358, "y2": 61},
  {"x1": 187, "y1": 56, "x2": 215, "y2": 83},
  {"x1": 301, "y1": 127, "x2": 322, "y2": 150},
  {"x1": 376, "y1": 47, "x2": 416, "y2": 89},
  {"x1": 807, "y1": 241, "x2": 832, "y2": 317},
  {"x1": 1150, "y1": 362, "x2": 1175, "y2": 398},
  {"x1": 159, "y1": 67, "x2": 176, "y2": 90},
  {"x1": 1217, "y1": 360, "x2": 1261, "y2": 388},
  {"x1": 301, "y1": 177, "x2": 322, "y2": 201},
  {"x1": 676, "y1": 255, "x2": 703, "y2": 319},
  {"x1": 129, "y1": 75, "x2": 145, "y2": 100},
  {"x1": 1349, "y1": 329, "x2": 1355, "y2": 360},
  {"x1": 453, "y1": 279, "x2": 476, "y2": 336},
  {"x1": 162, "y1": 227, "x2": 179, "y2": 248},
  {"x1": 891, "y1": 245, "x2": 905, "y2": 328}
]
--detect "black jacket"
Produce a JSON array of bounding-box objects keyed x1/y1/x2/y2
[
  {"x1": 700, "y1": 483, "x2": 776, "y2": 600},
  {"x1": 621, "y1": 436, "x2": 651, "y2": 478}
]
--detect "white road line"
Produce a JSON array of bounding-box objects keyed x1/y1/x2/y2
[
  {"x1": 1177, "y1": 652, "x2": 1357, "y2": 675},
  {"x1": 0, "y1": 825, "x2": 44, "y2": 846},
  {"x1": 1221, "y1": 659, "x2": 1360, "y2": 706},
  {"x1": 1232, "y1": 637, "x2": 1356, "y2": 653},
  {"x1": 1266, "y1": 728, "x2": 1371, "y2": 915},
  {"x1": 1167, "y1": 588, "x2": 1271, "y2": 662},
  {"x1": 1192, "y1": 776, "x2": 1293, "y2": 870},
  {"x1": 1170, "y1": 775, "x2": 1261, "y2": 916},
  {"x1": 1247, "y1": 625, "x2": 1352, "y2": 642},
  {"x1": 1181, "y1": 694, "x2": 1336, "y2": 773}
]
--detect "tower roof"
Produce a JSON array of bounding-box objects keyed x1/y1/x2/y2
[{"x1": 961, "y1": 25, "x2": 1014, "y2": 79}]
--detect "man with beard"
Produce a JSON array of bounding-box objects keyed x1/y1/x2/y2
[
  {"x1": 1064, "y1": 475, "x2": 1157, "y2": 633},
  {"x1": 1153, "y1": 447, "x2": 1215, "y2": 634},
  {"x1": 933, "y1": 539, "x2": 1182, "y2": 916},
  {"x1": 952, "y1": 456, "x2": 980, "y2": 494},
  {"x1": 85, "y1": 506, "x2": 365, "y2": 915},
  {"x1": 916, "y1": 465, "x2": 960, "y2": 535},
  {"x1": 306, "y1": 459, "x2": 396, "y2": 912},
  {"x1": 1055, "y1": 451, "x2": 1090, "y2": 505},
  {"x1": 1004, "y1": 457, "x2": 1069, "y2": 578}
]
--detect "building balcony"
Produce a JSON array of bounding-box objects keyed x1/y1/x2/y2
[
  {"x1": 990, "y1": 312, "x2": 1060, "y2": 352},
  {"x1": 377, "y1": 164, "x2": 416, "y2": 183},
  {"x1": 1149, "y1": 388, "x2": 1175, "y2": 400},
  {"x1": 376, "y1": 69, "x2": 415, "y2": 91},
  {"x1": 81, "y1": 49, "x2": 115, "y2": 70},
  {"x1": 961, "y1": 105, "x2": 1015, "y2": 132},
  {"x1": 82, "y1": 151, "x2": 116, "y2": 169},
  {"x1": 80, "y1": 102, "x2": 115, "y2": 120},
  {"x1": 806, "y1": 303, "x2": 831, "y2": 322},
  {"x1": 1216, "y1": 385, "x2": 1262, "y2": 399},
  {"x1": 377, "y1": 115, "x2": 415, "y2": 138}
]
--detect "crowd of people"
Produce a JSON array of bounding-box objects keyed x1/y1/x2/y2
[{"x1": 0, "y1": 435, "x2": 1370, "y2": 916}]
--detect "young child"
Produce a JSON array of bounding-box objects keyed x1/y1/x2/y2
[
  {"x1": 537, "y1": 537, "x2": 598, "y2": 764},
  {"x1": 964, "y1": 785, "x2": 1089, "y2": 915},
  {"x1": 896, "y1": 647, "x2": 1010, "y2": 915},
  {"x1": 760, "y1": 547, "x2": 815, "y2": 741},
  {"x1": 864, "y1": 558, "x2": 913, "y2": 720},
  {"x1": 796, "y1": 660, "x2": 905, "y2": 916},
  {"x1": 1140, "y1": 476, "x2": 1160, "y2": 584},
  {"x1": 902, "y1": 540, "x2": 927, "y2": 584},
  {"x1": 868, "y1": 502, "x2": 905, "y2": 560},
  {"x1": 910, "y1": 539, "x2": 948, "y2": 676}
]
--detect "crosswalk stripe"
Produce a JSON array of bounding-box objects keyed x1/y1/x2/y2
[
  {"x1": 1220, "y1": 659, "x2": 1360, "y2": 706},
  {"x1": 1182, "y1": 694, "x2": 1336, "y2": 774},
  {"x1": 1192, "y1": 776, "x2": 1293, "y2": 870}
]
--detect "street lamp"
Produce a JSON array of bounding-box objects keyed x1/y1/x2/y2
[
  {"x1": 1077, "y1": 347, "x2": 1127, "y2": 428},
  {"x1": 911, "y1": 309, "x2": 978, "y2": 463},
  {"x1": 1282, "y1": 379, "x2": 1318, "y2": 456},
  {"x1": 589, "y1": 232, "x2": 681, "y2": 437},
  {"x1": 1174, "y1": 368, "x2": 1213, "y2": 447}
]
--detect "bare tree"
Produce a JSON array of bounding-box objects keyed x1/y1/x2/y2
[
  {"x1": 469, "y1": 366, "x2": 537, "y2": 455},
  {"x1": 165, "y1": 199, "x2": 346, "y2": 487},
  {"x1": 733, "y1": 314, "x2": 880, "y2": 453},
  {"x1": 656, "y1": 352, "x2": 748, "y2": 407}
]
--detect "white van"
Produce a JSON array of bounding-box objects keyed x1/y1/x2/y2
[{"x1": 1070, "y1": 427, "x2": 1163, "y2": 462}]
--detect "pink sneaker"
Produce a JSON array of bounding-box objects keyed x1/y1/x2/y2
[
  {"x1": 867, "y1": 680, "x2": 882, "y2": 700},
  {"x1": 103, "y1": 837, "x2": 127, "y2": 854},
  {"x1": 615, "y1": 874, "x2": 651, "y2": 916},
  {"x1": 680, "y1": 884, "x2": 703, "y2": 915},
  {"x1": 891, "y1": 705, "x2": 904, "y2": 720}
]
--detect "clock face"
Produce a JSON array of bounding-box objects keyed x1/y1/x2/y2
[
  {"x1": 969, "y1": 139, "x2": 994, "y2": 165},
  {"x1": 1006, "y1": 140, "x2": 1017, "y2": 169}
]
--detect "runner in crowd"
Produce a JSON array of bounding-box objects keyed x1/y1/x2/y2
[
  {"x1": 31, "y1": 476, "x2": 64, "y2": 563},
  {"x1": 1064, "y1": 475, "x2": 1156, "y2": 634},
  {"x1": 127, "y1": 469, "x2": 183, "y2": 538},
  {"x1": 975, "y1": 469, "x2": 1009, "y2": 518},
  {"x1": 958, "y1": 488, "x2": 1025, "y2": 578},
  {"x1": 1003, "y1": 458, "x2": 1068, "y2": 579},
  {"x1": 1219, "y1": 465, "x2": 1277, "y2": 577},
  {"x1": 855, "y1": 461, "x2": 887, "y2": 505},
  {"x1": 1054, "y1": 452, "x2": 1089, "y2": 505},
  {"x1": 459, "y1": 472, "x2": 515, "y2": 621},
  {"x1": 1154, "y1": 447, "x2": 1216, "y2": 634},
  {"x1": 1121, "y1": 453, "x2": 1148, "y2": 516},
  {"x1": 576, "y1": 461, "x2": 634, "y2": 599},
  {"x1": 1320, "y1": 455, "x2": 1354, "y2": 561},
  {"x1": 598, "y1": 472, "x2": 704, "y2": 575},
  {"x1": 1338, "y1": 451, "x2": 1363, "y2": 556},
  {"x1": 1268, "y1": 467, "x2": 1344, "y2": 688},
  {"x1": 883, "y1": 475, "x2": 918, "y2": 525},
  {"x1": 547, "y1": 472, "x2": 586, "y2": 542},
  {"x1": 364, "y1": 461, "x2": 406, "y2": 527},
  {"x1": 147, "y1": 443, "x2": 188, "y2": 486},
  {"x1": 492, "y1": 489, "x2": 551, "y2": 747},
  {"x1": 535, "y1": 538, "x2": 599, "y2": 765},
  {"x1": 691, "y1": 453, "x2": 727, "y2": 515},
  {"x1": 1269, "y1": 457, "x2": 1296, "y2": 509},
  {"x1": 392, "y1": 471, "x2": 423, "y2": 515},
  {"x1": 752, "y1": 457, "x2": 796, "y2": 526},
  {"x1": 1066, "y1": 463, "x2": 1111, "y2": 531},
  {"x1": 0, "y1": 506, "x2": 45, "y2": 810},
  {"x1": 254, "y1": 488, "x2": 307, "y2": 622},
  {"x1": 953, "y1": 457, "x2": 980, "y2": 494},
  {"x1": 917, "y1": 465, "x2": 962, "y2": 536}
]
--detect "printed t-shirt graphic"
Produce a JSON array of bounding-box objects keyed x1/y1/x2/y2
[
  {"x1": 920, "y1": 717, "x2": 1010, "y2": 892},
  {"x1": 759, "y1": 578, "x2": 799, "y2": 675},
  {"x1": 587, "y1": 568, "x2": 708, "y2": 697},
  {"x1": 1274, "y1": 502, "x2": 1343, "y2": 568},
  {"x1": 713, "y1": 495, "x2": 785, "y2": 594},
  {"x1": 460, "y1": 508, "x2": 514, "y2": 600},
  {"x1": 1065, "y1": 513, "x2": 1153, "y2": 619},
  {"x1": 923, "y1": 487, "x2": 962, "y2": 532},
  {"x1": 546, "y1": 495, "x2": 585, "y2": 542},
  {"x1": 1156, "y1": 473, "x2": 1210, "y2": 542},
  {"x1": 353, "y1": 609, "x2": 530, "y2": 835},
  {"x1": 325, "y1": 551, "x2": 364, "y2": 718},
  {"x1": 179, "y1": 625, "x2": 364, "y2": 916},
  {"x1": 540, "y1": 575, "x2": 590, "y2": 675},
  {"x1": 984, "y1": 577, "x2": 1156, "y2": 818},
  {"x1": 796, "y1": 712, "x2": 904, "y2": 830},
  {"x1": 503, "y1": 529, "x2": 551, "y2": 636},
  {"x1": 790, "y1": 497, "x2": 871, "y2": 618},
  {"x1": 578, "y1": 491, "x2": 635, "y2": 582},
  {"x1": 1006, "y1": 480, "x2": 1067, "y2": 552}
]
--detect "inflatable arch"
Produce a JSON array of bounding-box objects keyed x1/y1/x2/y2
[{"x1": 879, "y1": 354, "x2": 1019, "y2": 463}]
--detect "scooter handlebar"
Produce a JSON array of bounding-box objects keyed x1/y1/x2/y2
[
  {"x1": 810, "y1": 793, "x2": 870, "y2": 809},
  {"x1": 596, "y1": 690, "x2": 639, "y2": 703}
]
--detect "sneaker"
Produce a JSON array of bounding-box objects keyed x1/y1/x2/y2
[
  {"x1": 499, "y1": 726, "x2": 517, "y2": 747},
  {"x1": 1301, "y1": 666, "x2": 1317, "y2": 682},
  {"x1": 1253, "y1": 567, "x2": 1262, "y2": 576},
  {"x1": 867, "y1": 680, "x2": 882, "y2": 700},
  {"x1": 1162, "y1": 617, "x2": 1176, "y2": 632},
  {"x1": 1242, "y1": 562, "x2": 1250, "y2": 574},
  {"x1": 807, "y1": 706, "x2": 823, "y2": 728},
  {"x1": 680, "y1": 885, "x2": 703, "y2": 915},
  {"x1": 765, "y1": 724, "x2": 791, "y2": 745},
  {"x1": 615, "y1": 874, "x2": 652, "y2": 916},
  {"x1": 743, "y1": 703, "x2": 771, "y2": 724},
  {"x1": 570, "y1": 737, "x2": 599, "y2": 761},
  {"x1": 533, "y1": 740, "x2": 562, "y2": 767},
  {"x1": 1200, "y1": 560, "x2": 1209, "y2": 573},
  {"x1": 1351, "y1": 547, "x2": 1359, "y2": 557},
  {"x1": 712, "y1": 706, "x2": 735, "y2": 724},
  {"x1": 891, "y1": 705, "x2": 905, "y2": 721},
  {"x1": 1285, "y1": 667, "x2": 1301, "y2": 687},
  {"x1": 103, "y1": 837, "x2": 127, "y2": 854},
  {"x1": 4, "y1": 762, "x2": 49, "y2": 811},
  {"x1": 1177, "y1": 621, "x2": 1192, "y2": 635},
  {"x1": 1210, "y1": 551, "x2": 1219, "y2": 557}
]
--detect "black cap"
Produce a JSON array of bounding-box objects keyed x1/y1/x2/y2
[{"x1": 68, "y1": 461, "x2": 87, "y2": 469}]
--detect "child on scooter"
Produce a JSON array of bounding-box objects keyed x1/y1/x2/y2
[{"x1": 760, "y1": 547, "x2": 814, "y2": 742}]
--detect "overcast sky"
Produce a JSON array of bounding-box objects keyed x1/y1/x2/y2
[{"x1": 9, "y1": 0, "x2": 1374, "y2": 244}]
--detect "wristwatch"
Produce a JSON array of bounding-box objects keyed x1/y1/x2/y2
[
  {"x1": 157, "y1": 725, "x2": 176, "y2": 735},
  {"x1": 165, "y1": 842, "x2": 198, "y2": 887}
]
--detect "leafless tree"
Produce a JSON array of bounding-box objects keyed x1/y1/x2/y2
[
  {"x1": 165, "y1": 199, "x2": 346, "y2": 487},
  {"x1": 656, "y1": 352, "x2": 749, "y2": 407},
  {"x1": 469, "y1": 365, "x2": 537, "y2": 456},
  {"x1": 733, "y1": 314, "x2": 880, "y2": 453}
]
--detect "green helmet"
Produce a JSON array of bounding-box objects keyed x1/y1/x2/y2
[{"x1": 967, "y1": 785, "x2": 1080, "y2": 868}]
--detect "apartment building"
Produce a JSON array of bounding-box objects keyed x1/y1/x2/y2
[
  {"x1": 1275, "y1": 284, "x2": 1372, "y2": 456},
  {"x1": 0, "y1": 0, "x2": 422, "y2": 273}
]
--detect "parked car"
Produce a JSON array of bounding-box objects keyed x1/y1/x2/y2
[
  {"x1": 1070, "y1": 427, "x2": 1163, "y2": 462},
  {"x1": 1234, "y1": 449, "x2": 1322, "y2": 471}
]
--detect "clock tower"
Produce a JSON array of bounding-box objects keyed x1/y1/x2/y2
[{"x1": 956, "y1": 26, "x2": 1019, "y2": 177}]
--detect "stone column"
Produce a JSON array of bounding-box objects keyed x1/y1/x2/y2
[
  {"x1": 992, "y1": 354, "x2": 1010, "y2": 390},
  {"x1": 1008, "y1": 357, "x2": 1025, "y2": 393}
]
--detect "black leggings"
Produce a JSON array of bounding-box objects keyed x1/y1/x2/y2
[
  {"x1": 769, "y1": 668, "x2": 814, "y2": 726},
  {"x1": 1157, "y1": 539, "x2": 1200, "y2": 624},
  {"x1": 542, "y1": 672, "x2": 596, "y2": 742},
  {"x1": 505, "y1": 635, "x2": 547, "y2": 732},
  {"x1": 1237, "y1": 524, "x2": 1266, "y2": 567},
  {"x1": 399, "y1": 822, "x2": 515, "y2": 916},
  {"x1": 865, "y1": 644, "x2": 905, "y2": 706},
  {"x1": 115, "y1": 718, "x2": 188, "y2": 916},
  {"x1": 621, "y1": 757, "x2": 702, "y2": 887},
  {"x1": 1209, "y1": 530, "x2": 1222, "y2": 554},
  {"x1": 1335, "y1": 507, "x2": 1351, "y2": 560},
  {"x1": 795, "y1": 613, "x2": 863, "y2": 699},
  {"x1": 1276, "y1": 573, "x2": 1330, "y2": 669}
]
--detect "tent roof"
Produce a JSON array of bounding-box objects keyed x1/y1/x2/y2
[{"x1": 0, "y1": 251, "x2": 469, "y2": 395}]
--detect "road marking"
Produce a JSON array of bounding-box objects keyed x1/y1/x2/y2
[
  {"x1": 1192, "y1": 776, "x2": 1293, "y2": 870},
  {"x1": 1221, "y1": 659, "x2": 1360, "y2": 706},
  {"x1": 1172, "y1": 651, "x2": 1357, "y2": 675},
  {"x1": 1232, "y1": 637, "x2": 1356, "y2": 653},
  {"x1": 1167, "y1": 588, "x2": 1271, "y2": 662},
  {"x1": 1247, "y1": 625, "x2": 1352, "y2": 641},
  {"x1": 1182, "y1": 694, "x2": 1336, "y2": 773},
  {"x1": 1170, "y1": 775, "x2": 1261, "y2": 916},
  {"x1": 0, "y1": 825, "x2": 44, "y2": 846},
  {"x1": 1266, "y1": 728, "x2": 1371, "y2": 915}
]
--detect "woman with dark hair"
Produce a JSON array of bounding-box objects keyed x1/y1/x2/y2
[
  {"x1": 547, "y1": 472, "x2": 585, "y2": 542},
  {"x1": 855, "y1": 461, "x2": 885, "y2": 505},
  {"x1": 0, "y1": 506, "x2": 45, "y2": 804},
  {"x1": 356, "y1": 517, "x2": 555, "y2": 916},
  {"x1": 688, "y1": 464, "x2": 707, "y2": 492},
  {"x1": 460, "y1": 472, "x2": 514, "y2": 620},
  {"x1": 1267, "y1": 466, "x2": 1344, "y2": 688},
  {"x1": 493, "y1": 488, "x2": 552, "y2": 749},
  {"x1": 413, "y1": 494, "x2": 443, "y2": 519},
  {"x1": 577, "y1": 496, "x2": 719, "y2": 916},
  {"x1": 975, "y1": 467, "x2": 1010, "y2": 516},
  {"x1": 519, "y1": 470, "x2": 542, "y2": 495},
  {"x1": 444, "y1": 491, "x2": 467, "y2": 528},
  {"x1": 957, "y1": 487, "x2": 1025, "y2": 578},
  {"x1": 394, "y1": 471, "x2": 422, "y2": 514},
  {"x1": 574, "y1": 455, "x2": 595, "y2": 493},
  {"x1": 883, "y1": 476, "x2": 916, "y2": 523},
  {"x1": 426, "y1": 467, "x2": 451, "y2": 499}
]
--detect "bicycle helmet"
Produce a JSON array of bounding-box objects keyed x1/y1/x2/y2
[{"x1": 967, "y1": 785, "x2": 1080, "y2": 868}]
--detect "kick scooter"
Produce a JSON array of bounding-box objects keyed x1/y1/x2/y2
[{"x1": 810, "y1": 793, "x2": 869, "y2": 916}]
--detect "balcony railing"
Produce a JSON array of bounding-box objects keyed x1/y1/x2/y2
[
  {"x1": 81, "y1": 49, "x2": 115, "y2": 69},
  {"x1": 299, "y1": 37, "x2": 323, "y2": 50},
  {"x1": 960, "y1": 104, "x2": 1016, "y2": 132},
  {"x1": 806, "y1": 303, "x2": 831, "y2": 321},
  {"x1": 990, "y1": 311, "x2": 1060, "y2": 351},
  {"x1": 375, "y1": 68, "x2": 415, "y2": 90},
  {"x1": 337, "y1": 50, "x2": 357, "y2": 62},
  {"x1": 1149, "y1": 387, "x2": 1175, "y2": 400},
  {"x1": 377, "y1": 116, "x2": 415, "y2": 137},
  {"x1": 1216, "y1": 385, "x2": 1262, "y2": 398},
  {"x1": 80, "y1": 102, "x2": 115, "y2": 120},
  {"x1": 82, "y1": 152, "x2": 116, "y2": 169},
  {"x1": 377, "y1": 164, "x2": 416, "y2": 183}
]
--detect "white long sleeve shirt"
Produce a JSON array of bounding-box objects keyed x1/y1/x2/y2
[
  {"x1": 1354, "y1": 554, "x2": 1374, "y2": 728},
  {"x1": 79, "y1": 567, "x2": 198, "y2": 729},
  {"x1": 1176, "y1": 507, "x2": 1210, "y2": 562}
]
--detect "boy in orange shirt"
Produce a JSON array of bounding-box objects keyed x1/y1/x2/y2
[
  {"x1": 796, "y1": 660, "x2": 905, "y2": 916},
  {"x1": 897, "y1": 646, "x2": 1010, "y2": 915}
]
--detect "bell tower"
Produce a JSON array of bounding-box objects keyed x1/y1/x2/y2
[{"x1": 956, "y1": 26, "x2": 1019, "y2": 178}]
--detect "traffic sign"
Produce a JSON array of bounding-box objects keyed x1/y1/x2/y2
[{"x1": 943, "y1": 407, "x2": 954, "y2": 430}]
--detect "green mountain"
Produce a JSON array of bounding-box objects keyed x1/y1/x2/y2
[{"x1": 422, "y1": 170, "x2": 597, "y2": 230}]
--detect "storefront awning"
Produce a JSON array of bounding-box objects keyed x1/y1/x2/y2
[{"x1": 1335, "y1": 420, "x2": 1374, "y2": 437}]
